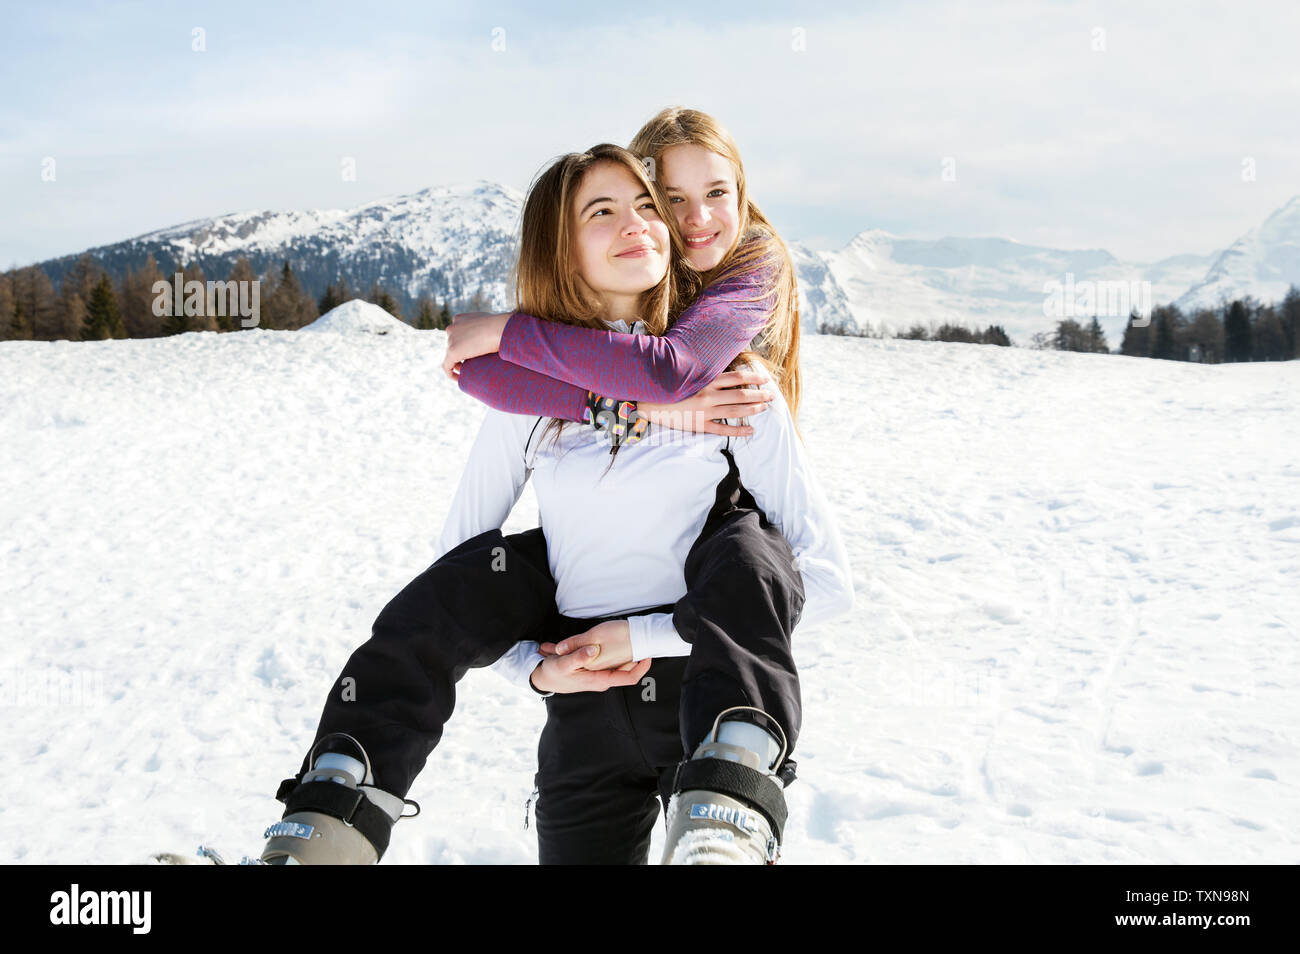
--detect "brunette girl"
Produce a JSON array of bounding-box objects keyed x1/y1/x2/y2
[
  {"x1": 438, "y1": 145, "x2": 850, "y2": 862},
  {"x1": 262, "y1": 115, "x2": 849, "y2": 865},
  {"x1": 443, "y1": 108, "x2": 821, "y2": 770}
]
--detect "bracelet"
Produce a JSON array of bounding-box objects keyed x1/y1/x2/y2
[{"x1": 582, "y1": 392, "x2": 650, "y2": 451}]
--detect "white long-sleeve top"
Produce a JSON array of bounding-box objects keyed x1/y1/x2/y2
[{"x1": 433, "y1": 319, "x2": 855, "y2": 689}]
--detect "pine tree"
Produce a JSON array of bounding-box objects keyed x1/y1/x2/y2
[
  {"x1": 1223, "y1": 299, "x2": 1252, "y2": 362},
  {"x1": 1085, "y1": 317, "x2": 1109, "y2": 353},
  {"x1": 162, "y1": 261, "x2": 194, "y2": 335},
  {"x1": 0, "y1": 271, "x2": 18, "y2": 341},
  {"x1": 271, "y1": 261, "x2": 294, "y2": 330},
  {"x1": 256, "y1": 266, "x2": 281, "y2": 330},
  {"x1": 59, "y1": 293, "x2": 88, "y2": 339},
  {"x1": 1119, "y1": 311, "x2": 1150, "y2": 357},
  {"x1": 12, "y1": 266, "x2": 58, "y2": 339},
  {"x1": 83, "y1": 274, "x2": 125, "y2": 340},
  {"x1": 58, "y1": 255, "x2": 117, "y2": 340},
  {"x1": 224, "y1": 257, "x2": 259, "y2": 331},
  {"x1": 1279, "y1": 285, "x2": 1299, "y2": 360},
  {"x1": 258, "y1": 263, "x2": 311, "y2": 331},
  {"x1": 1053, "y1": 318, "x2": 1088, "y2": 352},
  {"x1": 120, "y1": 254, "x2": 168, "y2": 337},
  {"x1": 271, "y1": 260, "x2": 315, "y2": 330},
  {"x1": 1151, "y1": 308, "x2": 1176, "y2": 360},
  {"x1": 436, "y1": 301, "x2": 452, "y2": 330},
  {"x1": 414, "y1": 295, "x2": 436, "y2": 330},
  {"x1": 60, "y1": 254, "x2": 101, "y2": 308},
  {"x1": 981, "y1": 324, "x2": 1011, "y2": 346},
  {"x1": 1252, "y1": 304, "x2": 1286, "y2": 361},
  {"x1": 152, "y1": 260, "x2": 181, "y2": 335},
  {"x1": 181, "y1": 262, "x2": 216, "y2": 332},
  {"x1": 1186, "y1": 309, "x2": 1223, "y2": 363},
  {"x1": 318, "y1": 281, "x2": 345, "y2": 316},
  {"x1": 934, "y1": 323, "x2": 978, "y2": 343}
]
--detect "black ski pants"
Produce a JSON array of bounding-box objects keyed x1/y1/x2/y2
[
  {"x1": 291, "y1": 450, "x2": 806, "y2": 804},
  {"x1": 530, "y1": 610, "x2": 685, "y2": 865}
]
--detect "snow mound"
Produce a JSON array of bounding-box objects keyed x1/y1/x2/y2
[{"x1": 302, "y1": 299, "x2": 415, "y2": 335}]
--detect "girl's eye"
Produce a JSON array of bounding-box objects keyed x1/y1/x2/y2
[
  {"x1": 668, "y1": 195, "x2": 684, "y2": 203},
  {"x1": 708, "y1": 189, "x2": 728, "y2": 198}
]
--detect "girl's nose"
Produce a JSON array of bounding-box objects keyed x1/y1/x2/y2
[{"x1": 621, "y1": 210, "x2": 649, "y2": 235}]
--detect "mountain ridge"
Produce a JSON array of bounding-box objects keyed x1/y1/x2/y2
[{"x1": 23, "y1": 186, "x2": 1300, "y2": 345}]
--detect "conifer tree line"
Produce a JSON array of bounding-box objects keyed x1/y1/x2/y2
[
  {"x1": 3, "y1": 255, "x2": 1297, "y2": 362},
  {"x1": 0, "y1": 255, "x2": 484, "y2": 341},
  {"x1": 895, "y1": 322, "x2": 1015, "y2": 347},
  {"x1": 1110, "y1": 290, "x2": 1300, "y2": 362},
  {"x1": 821, "y1": 286, "x2": 1300, "y2": 362}
]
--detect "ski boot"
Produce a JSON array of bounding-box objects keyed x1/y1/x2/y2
[
  {"x1": 260, "y1": 732, "x2": 414, "y2": 864},
  {"x1": 661, "y1": 706, "x2": 791, "y2": 865}
]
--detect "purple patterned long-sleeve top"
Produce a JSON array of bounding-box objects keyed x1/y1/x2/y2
[{"x1": 455, "y1": 260, "x2": 776, "y2": 420}]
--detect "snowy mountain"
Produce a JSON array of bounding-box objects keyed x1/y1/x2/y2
[
  {"x1": 1175, "y1": 195, "x2": 1300, "y2": 312},
  {"x1": 30, "y1": 185, "x2": 1300, "y2": 345},
  {"x1": 2, "y1": 327, "x2": 1296, "y2": 864},
  {"x1": 38, "y1": 181, "x2": 525, "y2": 316},
  {"x1": 33, "y1": 183, "x2": 872, "y2": 332},
  {"x1": 804, "y1": 231, "x2": 1221, "y2": 346},
  {"x1": 790, "y1": 242, "x2": 853, "y2": 333},
  {"x1": 795, "y1": 194, "x2": 1298, "y2": 345}
]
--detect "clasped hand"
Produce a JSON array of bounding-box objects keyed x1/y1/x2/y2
[
  {"x1": 529, "y1": 620, "x2": 649, "y2": 694},
  {"x1": 442, "y1": 311, "x2": 512, "y2": 380}
]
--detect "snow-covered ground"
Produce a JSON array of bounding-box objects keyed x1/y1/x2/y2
[{"x1": 2, "y1": 315, "x2": 1296, "y2": 864}]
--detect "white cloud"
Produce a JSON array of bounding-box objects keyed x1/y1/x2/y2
[{"x1": 2, "y1": 0, "x2": 1297, "y2": 266}]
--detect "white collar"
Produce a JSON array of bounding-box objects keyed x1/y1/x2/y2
[{"x1": 602, "y1": 318, "x2": 646, "y2": 335}]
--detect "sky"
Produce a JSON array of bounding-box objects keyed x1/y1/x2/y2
[{"x1": 1, "y1": 0, "x2": 1298, "y2": 269}]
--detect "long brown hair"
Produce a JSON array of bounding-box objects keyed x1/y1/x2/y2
[
  {"x1": 517, "y1": 143, "x2": 696, "y2": 465},
  {"x1": 629, "y1": 107, "x2": 803, "y2": 423}
]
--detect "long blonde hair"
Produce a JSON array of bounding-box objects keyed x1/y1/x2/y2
[
  {"x1": 516, "y1": 143, "x2": 696, "y2": 465},
  {"x1": 629, "y1": 107, "x2": 803, "y2": 423}
]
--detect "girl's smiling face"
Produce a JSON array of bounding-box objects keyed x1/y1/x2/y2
[
  {"x1": 569, "y1": 161, "x2": 670, "y2": 306},
  {"x1": 659, "y1": 142, "x2": 741, "y2": 271}
]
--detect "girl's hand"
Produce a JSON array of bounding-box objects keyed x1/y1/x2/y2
[
  {"x1": 540, "y1": 620, "x2": 636, "y2": 672},
  {"x1": 530, "y1": 648, "x2": 651, "y2": 694},
  {"x1": 639, "y1": 370, "x2": 775, "y2": 436},
  {"x1": 442, "y1": 312, "x2": 512, "y2": 380}
]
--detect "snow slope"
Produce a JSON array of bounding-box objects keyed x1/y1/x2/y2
[{"x1": 1, "y1": 330, "x2": 1296, "y2": 864}]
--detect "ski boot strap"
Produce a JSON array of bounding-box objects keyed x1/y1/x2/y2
[
  {"x1": 672, "y1": 758, "x2": 789, "y2": 843},
  {"x1": 274, "y1": 778, "x2": 397, "y2": 860}
]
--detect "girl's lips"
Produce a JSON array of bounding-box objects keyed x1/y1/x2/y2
[
  {"x1": 615, "y1": 245, "x2": 656, "y2": 258},
  {"x1": 685, "y1": 231, "x2": 719, "y2": 248}
]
